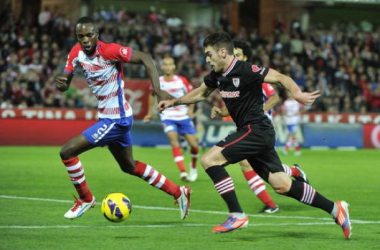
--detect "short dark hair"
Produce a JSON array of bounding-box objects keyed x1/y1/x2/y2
[
  {"x1": 203, "y1": 32, "x2": 234, "y2": 55},
  {"x1": 233, "y1": 41, "x2": 252, "y2": 62},
  {"x1": 76, "y1": 16, "x2": 96, "y2": 26}
]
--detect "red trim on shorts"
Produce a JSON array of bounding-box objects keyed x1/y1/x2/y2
[{"x1": 223, "y1": 124, "x2": 252, "y2": 148}]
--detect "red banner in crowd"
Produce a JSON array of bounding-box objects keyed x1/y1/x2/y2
[
  {"x1": 0, "y1": 108, "x2": 98, "y2": 120},
  {"x1": 273, "y1": 112, "x2": 380, "y2": 124},
  {"x1": 124, "y1": 80, "x2": 151, "y2": 119},
  {"x1": 1, "y1": 108, "x2": 379, "y2": 124},
  {"x1": 0, "y1": 119, "x2": 95, "y2": 145},
  {"x1": 0, "y1": 80, "x2": 152, "y2": 120},
  {"x1": 363, "y1": 124, "x2": 380, "y2": 149},
  {"x1": 299, "y1": 113, "x2": 380, "y2": 124}
]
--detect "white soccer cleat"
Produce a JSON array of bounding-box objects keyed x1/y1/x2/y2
[
  {"x1": 175, "y1": 186, "x2": 192, "y2": 220},
  {"x1": 187, "y1": 167, "x2": 198, "y2": 182},
  {"x1": 334, "y1": 201, "x2": 352, "y2": 240},
  {"x1": 64, "y1": 195, "x2": 96, "y2": 219},
  {"x1": 180, "y1": 172, "x2": 188, "y2": 182}
]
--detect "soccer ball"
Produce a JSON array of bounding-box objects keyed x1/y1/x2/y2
[{"x1": 101, "y1": 193, "x2": 132, "y2": 223}]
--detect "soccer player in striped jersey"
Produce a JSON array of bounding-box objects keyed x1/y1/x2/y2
[
  {"x1": 144, "y1": 56, "x2": 199, "y2": 182},
  {"x1": 211, "y1": 41, "x2": 308, "y2": 213},
  {"x1": 54, "y1": 16, "x2": 191, "y2": 221},
  {"x1": 282, "y1": 94, "x2": 303, "y2": 156},
  {"x1": 158, "y1": 32, "x2": 351, "y2": 238}
]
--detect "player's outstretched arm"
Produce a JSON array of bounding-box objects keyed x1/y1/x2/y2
[
  {"x1": 157, "y1": 82, "x2": 214, "y2": 112},
  {"x1": 129, "y1": 50, "x2": 173, "y2": 101},
  {"x1": 54, "y1": 72, "x2": 73, "y2": 92},
  {"x1": 264, "y1": 69, "x2": 320, "y2": 106}
]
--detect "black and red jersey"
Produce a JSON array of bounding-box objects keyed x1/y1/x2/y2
[{"x1": 204, "y1": 57, "x2": 270, "y2": 129}]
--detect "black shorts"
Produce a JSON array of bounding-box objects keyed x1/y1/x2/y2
[{"x1": 217, "y1": 124, "x2": 283, "y2": 182}]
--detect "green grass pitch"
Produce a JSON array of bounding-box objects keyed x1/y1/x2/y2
[{"x1": 0, "y1": 146, "x2": 379, "y2": 250}]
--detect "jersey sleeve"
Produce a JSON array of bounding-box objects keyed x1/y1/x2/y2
[
  {"x1": 178, "y1": 75, "x2": 193, "y2": 93},
  {"x1": 262, "y1": 83, "x2": 276, "y2": 98},
  {"x1": 101, "y1": 43, "x2": 133, "y2": 63},
  {"x1": 204, "y1": 71, "x2": 218, "y2": 89},
  {"x1": 246, "y1": 63, "x2": 269, "y2": 84},
  {"x1": 63, "y1": 45, "x2": 80, "y2": 74}
]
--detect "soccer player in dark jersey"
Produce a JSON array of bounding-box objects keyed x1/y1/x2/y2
[
  {"x1": 158, "y1": 32, "x2": 351, "y2": 239},
  {"x1": 54, "y1": 16, "x2": 191, "y2": 221},
  {"x1": 211, "y1": 40, "x2": 309, "y2": 214}
]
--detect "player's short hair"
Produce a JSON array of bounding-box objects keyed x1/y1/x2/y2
[
  {"x1": 233, "y1": 41, "x2": 252, "y2": 62},
  {"x1": 162, "y1": 55, "x2": 176, "y2": 66},
  {"x1": 163, "y1": 55, "x2": 174, "y2": 61},
  {"x1": 76, "y1": 16, "x2": 97, "y2": 30},
  {"x1": 203, "y1": 32, "x2": 234, "y2": 55}
]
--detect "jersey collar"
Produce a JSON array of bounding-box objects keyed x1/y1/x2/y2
[
  {"x1": 86, "y1": 41, "x2": 102, "y2": 58},
  {"x1": 222, "y1": 56, "x2": 238, "y2": 77}
]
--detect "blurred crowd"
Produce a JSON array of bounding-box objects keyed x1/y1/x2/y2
[{"x1": 1, "y1": 3, "x2": 380, "y2": 115}]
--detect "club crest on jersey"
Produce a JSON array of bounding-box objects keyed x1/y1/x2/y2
[
  {"x1": 232, "y1": 78, "x2": 240, "y2": 88},
  {"x1": 120, "y1": 47, "x2": 129, "y2": 58}
]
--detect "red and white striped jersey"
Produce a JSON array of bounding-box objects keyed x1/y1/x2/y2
[
  {"x1": 262, "y1": 83, "x2": 276, "y2": 120},
  {"x1": 158, "y1": 75, "x2": 193, "y2": 121},
  {"x1": 283, "y1": 99, "x2": 302, "y2": 125},
  {"x1": 64, "y1": 40, "x2": 133, "y2": 119}
]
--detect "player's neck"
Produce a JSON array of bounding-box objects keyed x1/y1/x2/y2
[
  {"x1": 222, "y1": 55, "x2": 236, "y2": 73},
  {"x1": 164, "y1": 74, "x2": 174, "y2": 81}
]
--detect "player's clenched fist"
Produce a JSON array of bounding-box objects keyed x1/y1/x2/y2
[
  {"x1": 157, "y1": 99, "x2": 176, "y2": 112},
  {"x1": 54, "y1": 76, "x2": 68, "y2": 92},
  {"x1": 210, "y1": 106, "x2": 222, "y2": 119}
]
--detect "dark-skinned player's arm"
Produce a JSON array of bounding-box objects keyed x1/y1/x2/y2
[
  {"x1": 157, "y1": 82, "x2": 214, "y2": 112},
  {"x1": 263, "y1": 92, "x2": 280, "y2": 112},
  {"x1": 129, "y1": 50, "x2": 173, "y2": 102},
  {"x1": 187, "y1": 103, "x2": 196, "y2": 118},
  {"x1": 264, "y1": 68, "x2": 320, "y2": 106},
  {"x1": 54, "y1": 72, "x2": 74, "y2": 92},
  {"x1": 143, "y1": 93, "x2": 156, "y2": 123}
]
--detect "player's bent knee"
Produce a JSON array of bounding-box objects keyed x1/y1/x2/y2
[
  {"x1": 200, "y1": 156, "x2": 209, "y2": 169},
  {"x1": 120, "y1": 166, "x2": 134, "y2": 174},
  {"x1": 240, "y1": 160, "x2": 251, "y2": 172},
  {"x1": 59, "y1": 145, "x2": 74, "y2": 160},
  {"x1": 274, "y1": 187, "x2": 289, "y2": 195},
  {"x1": 272, "y1": 181, "x2": 292, "y2": 194},
  {"x1": 201, "y1": 155, "x2": 217, "y2": 170},
  {"x1": 119, "y1": 160, "x2": 135, "y2": 174}
]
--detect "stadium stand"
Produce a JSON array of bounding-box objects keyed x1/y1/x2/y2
[{"x1": 1, "y1": 2, "x2": 380, "y2": 115}]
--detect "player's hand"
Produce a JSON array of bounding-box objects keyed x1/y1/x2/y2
[
  {"x1": 54, "y1": 76, "x2": 68, "y2": 92},
  {"x1": 211, "y1": 106, "x2": 222, "y2": 118},
  {"x1": 157, "y1": 99, "x2": 175, "y2": 112},
  {"x1": 293, "y1": 90, "x2": 320, "y2": 106}
]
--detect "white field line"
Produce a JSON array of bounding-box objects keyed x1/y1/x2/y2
[
  {"x1": 0, "y1": 222, "x2": 336, "y2": 229},
  {"x1": 0, "y1": 195, "x2": 379, "y2": 225}
]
